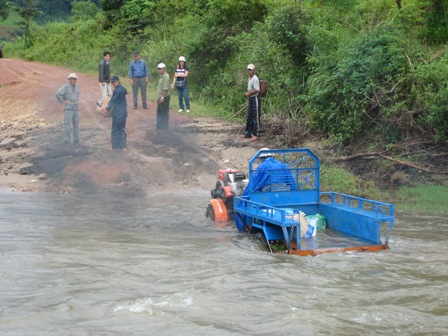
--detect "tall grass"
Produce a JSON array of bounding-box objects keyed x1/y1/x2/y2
[
  {"x1": 320, "y1": 165, "x2": 448, "y2": 214},
  {"x1": 396, "y1": 185, "x2": 448, "y2": 213},
  {"x1": 320, "y1": 164, "x2": 385, "y2": 200}
]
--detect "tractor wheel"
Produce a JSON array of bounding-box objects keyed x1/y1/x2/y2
[
  {"x1": 205, "y1": 203, "x2": 215, "y2": 220},
  {"x1": 211, "y1": 188, "x2": 224, "y2": 199},
  {"x1": 214, "y1": 180, "x2": 226, "y2": 202},
  {"x1": 254, "y1": 232, "x2": 268, "y2": 248}
]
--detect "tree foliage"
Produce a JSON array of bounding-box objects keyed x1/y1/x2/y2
[
  {"x1": 35, "y1": 0, "x2": 71, "y2": 21},
  {"x1": 419, "y1": 0, "x2": 448, "y2": 44},
  {"x1": 98, "y1": 0, "x2": 125, "y2": 27},
  {"x1": 189, "y1": 0, "x2": 268, "y2": 84},
  {"x1": 70, "y1": 1, "x2": 99, "y2": 22},
  {"x1": 265, "y1": 7, "x2": 310, "y2": 66},
  {"x1": 12, "y1": 0, "x2": 42, "y2": 47},
  {"x1": 0, "y1": 0, "x2": 10, "y2": 21},
  {"x1": 304, "y1": 26, "x2": 408, "y2": 142},
  {"x1": 4, "y1": 0, "x2": 99, "y2": 22}
]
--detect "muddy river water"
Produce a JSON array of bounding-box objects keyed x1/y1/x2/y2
[{"x1": 0, "y1": 190, "x2": 447, "y2": 335}]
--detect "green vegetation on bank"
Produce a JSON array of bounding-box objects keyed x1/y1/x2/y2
[
  {"x1": 321, "y1": 165, "x2": 448, "y2": 214},
  {"x1": 3, "y1": 0, "x2": 448, "y2": 145},
  {"x1": 320, "y1": 165, "x2": 383, "y2": 200},
  {"x1": 396, "y1": 185, "x2": 448, "y2": 213},
  {"x1": 1, "y1": 0, "x2": 447, "y2": 213}
]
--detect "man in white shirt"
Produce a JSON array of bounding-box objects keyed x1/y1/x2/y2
[{"x1": 242, "y1": 64, "x2": 260, "y2": 141}]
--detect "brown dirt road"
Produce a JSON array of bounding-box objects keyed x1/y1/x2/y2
[{"x1": 0, "y1": 59, "x2": 265, "y2": 195}]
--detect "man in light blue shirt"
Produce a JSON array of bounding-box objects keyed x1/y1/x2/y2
[{"x1": 129, "y1": 51, "x2": 149, "y2": 109}]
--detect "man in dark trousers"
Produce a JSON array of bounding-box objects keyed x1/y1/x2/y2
[
  {"x1": 129, "y1": 51, "x2": 149, "y2": 109},
  {"x1": 242, "y1": 63, "x2": 260, "y2": 141},
  {"x1": 104, "y1": 75, "x2": 128, "y2": 151},
  {"x1": 156, "y1": 63, "x2": 170, "y2": 130},
  {"x1": 97, "y1": 51, "x2": 111, "y2": 107}
]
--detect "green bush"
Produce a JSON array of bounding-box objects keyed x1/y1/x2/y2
[
  {"x1": 410, "y1": 53, "x2": 448, "y2": 142},
  {"x1": 419, "y1": 0, "x2": 448, "y2": 44},
  {"x1": 304, "y1": 25, "x2": 408, "y2": 143},
  {"x1": 264, "y1": 6, "x2": 310, "y2": 66}
]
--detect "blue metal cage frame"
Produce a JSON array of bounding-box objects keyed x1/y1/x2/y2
[{"x1": 234, "y1": 148, "x2": 395, "y2": 254}]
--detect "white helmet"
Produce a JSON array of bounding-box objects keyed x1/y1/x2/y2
[{"x1": 259, "y1": 147, "x2": 272, "y2": 158}]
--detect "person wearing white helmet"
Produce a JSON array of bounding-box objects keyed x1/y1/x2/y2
[
  {"x1": 242, "y1": 63, "x2": 260, "y2": 141},
  {"x1": 258, "y1": 147, "x2": 272, "y2": 160},
  {"x1": 171, "y1": 56, "x2": 191, "y2": 113},
  {"x1": 156, "y1": 63, "x2": 171, "y2": 130},
  {"x1": 244, "y1": 148, "x2": 297, "y2": 193},
  {"x1": 55, "y1": 73, "x2": 80, "y2": 145}
]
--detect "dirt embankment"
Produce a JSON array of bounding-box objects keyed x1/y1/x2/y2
[
  {"x1": 2, "y1": 59, "x2": 447, "y2": 196},
  {"x1": 0, "y1": 59, "x2": 269, "y2": 195}
]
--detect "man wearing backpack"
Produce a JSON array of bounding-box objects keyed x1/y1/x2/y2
[{"x1": 241, "y1": 64, "x2": 260, "y2": 141}]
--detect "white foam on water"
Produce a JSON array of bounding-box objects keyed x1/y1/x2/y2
[{"x1": 114, "y1": 291, "x2": 194, "y2": 316}]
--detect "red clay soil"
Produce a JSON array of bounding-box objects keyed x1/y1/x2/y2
[{"x1": 0, "y1": 58, "x2": 263, "y2": 195}]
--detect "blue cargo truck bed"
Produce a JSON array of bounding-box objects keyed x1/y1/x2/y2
[{"x1": 233, "y1": 148, "x2": 394, "y2": 256}]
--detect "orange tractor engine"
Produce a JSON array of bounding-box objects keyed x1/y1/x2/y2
[{"x1": 205, "y1": 169, "x2": 248, "y2": 222}]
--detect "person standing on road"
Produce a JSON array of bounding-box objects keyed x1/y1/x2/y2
[
  {"x1": 103, "y1": 75, "x2": 128, "y2": 151},
  {"x1": 55, "y1": 73, "x2": 80, "y2": 145},
  {"x1": 171, "y1": 56, "x2": 191, "y2": 113},
  {"x1": 97, "y1": 51, "x2": 112, "y2": 107},
  {"x1": 129, "y1": 51, "x2": 149, "y2": 110},
  {"x1": 0, "y1": 45, "x2": 3, "y2": 58},
  {"x1": 156, "y1": 63, "x2": 170, "y2": 130},
  {"x1": 242, "y1": 63, "x2": 260, "y2": 141}
]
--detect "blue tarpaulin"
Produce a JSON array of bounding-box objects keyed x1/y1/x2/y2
[
  {"x1": 235, "y1": 157, "x2": 297, "y2": 232},
  {"x1": 244, "y1": 157, "x2": 297, "y2": 195}
]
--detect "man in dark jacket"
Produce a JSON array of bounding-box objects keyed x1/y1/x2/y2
[
  {"x1": 104, "y1": 75, "x2": 128, "y2": 151},
  {"x1": 97, "y1": 51, "x2": 111, "y2": 107}
]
